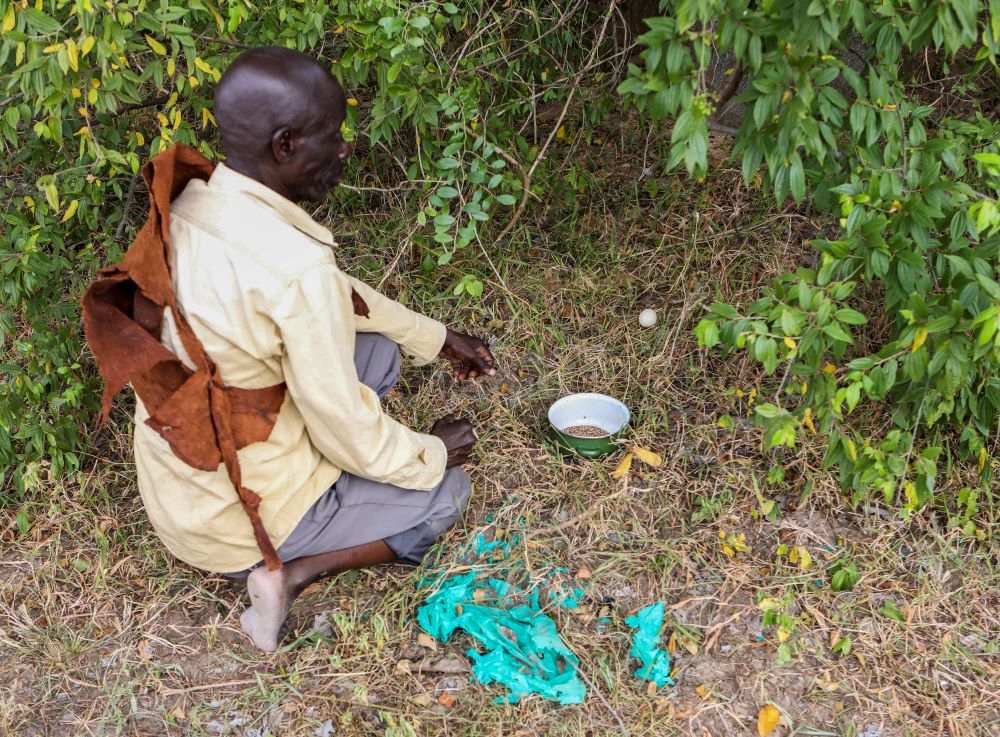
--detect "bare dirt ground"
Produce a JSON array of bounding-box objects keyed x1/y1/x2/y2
[{"x1": 2, "y1": 133, "x2": 998, "y2": 737}]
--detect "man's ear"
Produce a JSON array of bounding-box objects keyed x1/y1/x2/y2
[{"x1": 271, "y1": 127, "x2": 295, "y2": 163}]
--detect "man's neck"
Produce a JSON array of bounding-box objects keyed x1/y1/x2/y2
[{"x1": 224, "y1": 157, "x2": 293, "y2": 201}]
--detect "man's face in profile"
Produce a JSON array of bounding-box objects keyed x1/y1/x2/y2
[{"x1": 284, "y1": 83, "x2": 352, "y2": 203}]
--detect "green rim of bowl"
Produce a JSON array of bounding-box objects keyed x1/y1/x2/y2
[{"x1": 547, "y1": 393, "x2": 630, "y2": 459}]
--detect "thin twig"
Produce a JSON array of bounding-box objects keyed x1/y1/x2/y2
[
  {"x1": 191, "y1": 34, "x2": 254, "y2": 50},
  {"x1": 569, "y1": 661, "x2": 630, "y2": 735},
  {"x1": 463, "y1": 126, "x2": 531, "y2": 247},
  {"x1": 525, "y1": 0, "x2": 617, "y2": 182},
  {"x1": 115, "y1": 174, "x2": 141, "y2": 240},
  {"x1": 707, "y1": 120, "x2": 740, "y2": 137},
  {"x1": 0, "y1": 91, "x2": 25, "y2": 110}
]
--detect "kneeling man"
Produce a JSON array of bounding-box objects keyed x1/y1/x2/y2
[{"x1": 123, "y1": 47, "x2": 495, "y2": 651}]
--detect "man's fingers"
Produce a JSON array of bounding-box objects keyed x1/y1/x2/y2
[{"x1": 474, "y1": 344, "x2": 497, "y2": 374}]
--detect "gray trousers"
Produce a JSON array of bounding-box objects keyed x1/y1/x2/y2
[{"x1": 226, "y1": 333, "x2": 471, "y2": 577}]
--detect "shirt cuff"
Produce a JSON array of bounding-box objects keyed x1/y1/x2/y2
[
  {"x1": 402, "y1": 315, "x2": 447, "y2": 366},
  {"x1": 413, "y1": 432, "x2": 448, "y2": 490}
]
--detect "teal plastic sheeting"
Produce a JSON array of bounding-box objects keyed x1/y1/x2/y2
[
  {"x1": 417, "y1": 572, "x2": 587, "y2": 704},
  {"x1": 625, "y1": 602, "x2": 674, "y2": 688}
]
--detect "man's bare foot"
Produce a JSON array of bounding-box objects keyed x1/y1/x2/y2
[{"x1": 239, "y1": 566, "x2": 290, "y2": 652}]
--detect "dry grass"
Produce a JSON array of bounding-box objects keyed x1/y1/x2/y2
[{"x1": 1, "y1": 131, "x2": 998, "y2": 737}]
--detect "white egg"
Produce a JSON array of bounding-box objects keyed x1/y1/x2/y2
[{"x1": 638, "y1": 308, "x2": 657, "y2": 328}]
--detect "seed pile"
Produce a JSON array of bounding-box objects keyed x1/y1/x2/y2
[{"x1": 561, "y1": 424, "x2": 609, "y2": 438}]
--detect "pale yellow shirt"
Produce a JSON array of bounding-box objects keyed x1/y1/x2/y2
[{"x1": 133, "y1": 164, "x2": 448, "y2": 573}]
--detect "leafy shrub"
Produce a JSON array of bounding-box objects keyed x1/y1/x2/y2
[
  {"x1": 0, "y1": 0, "x2": 618, "y2": 495},
  {"x1": 620, "y1": 0, "x2": 1000, "y2": 512}
]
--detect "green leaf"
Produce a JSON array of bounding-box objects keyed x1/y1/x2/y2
[
  {"x1": 789, "y1": 157, "x2": 805, "y2": 204},
  {"x1": 835, "y1": 308, "x2": 867, "y2": 325},
  {"x1": 496, "y1": 194, "x2": 516, "y2": 206},
  {"x1": 709, "y1": 302, "x2": 738, "y2": 319},
  {"x1": 823, "y1": 322, "x2": 853, "y2": 343}
]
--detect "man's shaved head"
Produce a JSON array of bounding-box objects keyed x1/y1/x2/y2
[{"x1": 214, "y1": 47, "x2": 351, "y2": 202}]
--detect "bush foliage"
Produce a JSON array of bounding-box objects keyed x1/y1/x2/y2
[
  {"x1": 621, "y1": 0, "x2": 1000, "y2": 515},
  {"x1": 0, "y1": 0, "x2": 615, "y2": 494},
  {"x1": 1, "y1": 0, "x2": 997, "y2": 518}
]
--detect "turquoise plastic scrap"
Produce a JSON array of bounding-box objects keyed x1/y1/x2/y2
[
  {"x1": 417, "y1": 573, "x2": 587, "y2": 704},
  {"x1": 548, "y1": 582, "x2": 585, "y2": 610},
  {"x1": 471, "y1": 531, "x2": 520, "y2": 558},
  {"x1": 624, "y1": 602, "x2": 675, "y2": 688}
]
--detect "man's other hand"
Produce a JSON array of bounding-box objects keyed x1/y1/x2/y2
[
  {"x1": 430, "y1": 414, "x2": 477, "y2": 467},
  {"x1": 440, "y1": 328, "x2": 496, "y2": 381}
]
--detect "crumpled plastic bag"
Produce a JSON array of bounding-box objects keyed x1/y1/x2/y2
[
  {"x1": 417, "y1": 573, "x2": 587, "y2": 704},
  {"x1": 624, "y1": 602, "x2": 674, "y2": 688}
]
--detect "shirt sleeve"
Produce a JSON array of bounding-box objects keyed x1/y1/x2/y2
[
  {"x1": 268, "y1": 262, "x2": 447, "y2": 490},
  {"x1": 346, "y1": 275, "x2": 447, "y2": 366}
]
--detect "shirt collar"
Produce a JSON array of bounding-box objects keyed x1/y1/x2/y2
[{"x1": 208, "y1": 163, "x2": 335, "y2": 247}]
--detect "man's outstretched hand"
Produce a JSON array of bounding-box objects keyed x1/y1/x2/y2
[
  {"x1": 430, "y1": 414, "x2": 477, "y2": 467},
  {"x1": 440, "y1": 328, "x2": 496, "y2": 381}
]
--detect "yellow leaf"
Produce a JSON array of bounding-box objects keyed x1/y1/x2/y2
[
  {"x1": 70, "y1": 87, "x2": 81, "y2": 99},
  {"x1": 667, "y1": 631, "x2": 677, "y2": 655},
  {"x1": 156, "y1": 112, "x2": 169, "y2": 127},
  {"x1": 845, "y1": 438, "x2": 858, "y2": 462},
  {"x1": 16, "y1": 41, "x2": 25, "y2": 66},
  {"x1": 912, "y1": 326, "x2": 928, "y2": 352},
  {"x1": 61, "y1": 199, "x2": 79, "y2": 223},
  {"x1": 776, "y1": 627, "x2": 790, "y2": 643},
  {"x1": 135, "y1": 131, "x2": 144, "y2": 146},
  {"x1": 822, "y1": 363, "x2": 837, "y2": 374},
  {"x1": 43, "y1": 43, "x2": 62, "y2": 54},
  {"x1": 1, "y1": 5, "x2": 15, "y2": 32},
  {"x1": 556, "y1": 125, "x2": 566, "y2": 140},
  {"x1": 757, "y1": 704, "x2": 781, "y2": 736},
  {"x1": 201, "y1": 107, "x2": 216, "y2": 129},
  {"x1": 797, "y1": 546, "x2": 812, "y2": 570},
  {"x1": 610, "y1": 453, "x2": 633, "y2": 479},
  {"x1": 188, "y1": 75, "x2": 200, "y2": 88},
  {"x1": 43, "y1": 182, "x2": 58, "y2": 210},
  {"x1": 194, "y1": 56, "x2": 213, "y2": 74},
  {"x1": 90, "y1": 78, "x2": 101, "y2": 88},
  {"x1": 978, "y1": 447, "x2": 987, "y2": 473},
  {"x1": 81, "y1": 35, "x2": 95, "y2": 56},
  {"x1": 166, "y1": 56, "x2": 175, "y2": 77},
  {"x1": 803, "y1": 407, "x2": 816, "y2": 434},
  {"x1": 631, "y1": 446, "x2": 663, "y2": 468},
  {"x1": 695, "y1": 684, "x2": 710, "y2": 699},
  {"x1": 66, "y1": 38, "x2": 78, "y2": 71},
  {"x1": 787, "y1": 546, "x2": 798, "y2": 564},
  {"x1": 783, "y1": 336, "x2": 796, "y2": 350},
  {"x1": 145, "y1": 34, "x2": 167, "y2": 56},
  {"x1": 346, "y1": 97, "x2": 358, "y2": 106},
  {"x1": 87, "y1": 88, "x2": 98, "y2": 104}
]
